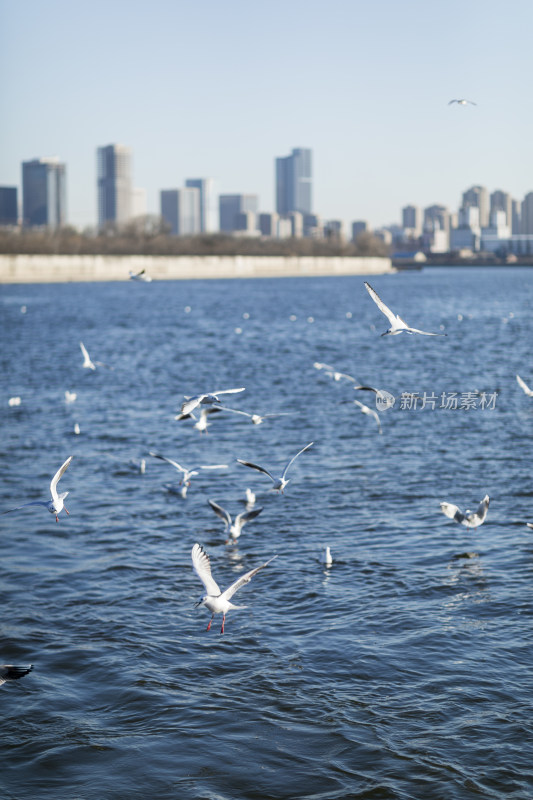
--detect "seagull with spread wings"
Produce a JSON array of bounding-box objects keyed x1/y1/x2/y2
[
  {"x1": 237, "y1": 442, "x2": 313, "y2": 494},
  {"x1": 440, "y1": 495, "x2": 490, "y2": 529},
  {"x1": 180, "y1": 387, "x2": 245, "y2": 416},
  {"x1": 2, "y1": 456, "x2": 73, "y2": 522},
  {"x1": 191, "y1": 543, "x2": 277, "y2": 633},
  {"x1": 149, "y1": 452, "x2": 227, "y2": 487},
  {"x1": 364, "y1": 281, "x2": 446, "y2": 337},
  {"x1": 207, "y1": 499, "x2": 263, "y2": 543},
  {"x1": 0, "y1": 665, "x2": 34, "y2": 686}
]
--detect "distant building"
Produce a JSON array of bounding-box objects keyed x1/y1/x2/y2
[
  {"x1": 402, "y1": 204, "x2": 422, "y2": 237},
  {"x1": 324, "y1": 219, "x2": 345, "y2": 241},
  {"x1": 511, "y1": 199, "x2": 521, "y2": 235},
  {"x1": 0, "y1": 186, "x2": 18, "y2": 226},
  {"x1": 219, "y1": 194, "x2": 258, "y2": 232},
  {"x1": 481, "y1": 210, "x2": 510, "y2": 252},
  {"x1": 22, "y1": 157, "x2": 66, "y2": 228},
  {"x1": 185, "y1": 178, "x2": 217, "y2": 232},
  {"x1": 303, "y1": 213, "x2": 322, "y2": 238},
  {"x1": 351, "y1": 221, "x2": 368, "y2": 241},
  {"x1": 275, "y1": 148, "x2": 312, "y2": 216},
  {"x1": 97, "y1": 144, "x2": 132, "y2": 228},
  {"x1": 490, "y1": 190, "x2": 512, "y2": 228},
  {"x1": 258, "y1": 212, "x2": 279, "y2": 237},
  {"x1": 462, "y1": 185, "x2": 489, "y2": 227},
  {"x1": 160, "y1": 188, "x2": 200, "y2": 235},
  {"x1": 521, "y1": 192, "x2": 533, "y2": 234},
  {"x1": 131, "y1": 187, "x2": 147, "y2": 218},
  {"x1": 450, "y1": 206, "x2": 481, "y2": 251}
]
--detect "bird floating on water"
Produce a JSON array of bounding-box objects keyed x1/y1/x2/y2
[
  {"x1": 180, "y1": 387, "x2": 245, "y2": 416},
  {"x1": 237, "y1": 442, "x2": 313, "y2": 494},
  {"x1": 191, "y1": 543, "x2": 277, "y2": 633},
  {"x1": 2, "y1": 456, "x2": 73, "y2": 522},
  {"x1": 440, "y1": 495, "x2": 490, "y2": 529},
  {"x1": 320, "y1": 546, "x2": 333, "y2": 567},
  {"x1": 0, "y1": 664, "x2": 34, "y2": 686},
  {"x1": 364, "y1": 282, "x2": 446, "y2": 337},
  {"x1": 207, "y1": 499, "x2": 264, "y2": 543}
]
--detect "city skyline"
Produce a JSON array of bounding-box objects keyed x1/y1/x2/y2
[{"x1": 1, "y1": 0, "x2": 531, "y2": 231}]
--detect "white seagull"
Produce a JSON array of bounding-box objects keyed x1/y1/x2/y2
[
  {"x1": 313, "y1": 362, "x2": 359, "y2": 383},
  {"x1": 448, "y1": 98, "x2": 477, "y2": 106},
  {"x1": 149, "y1": 451, "x2": 228, "y2": 487},
  {"x1": 320, "y1": 546, "x2": 333, "y2": 567},
  {"x1": 353, "y1": 399, "x2": 383, "y2": 434},
  {"x1": 364, "y1": 281, "x2": 446, "y2": 337},
  {"x1": 80, "y1": 341, "x2": 96, "y2": 370},
  {"x1": 129, "y1": 268, "x2": 152, "y2": 282},
  {"x1": 191, "y1": 543, "x2": 277, "y2": 633},
  {"x1": 217, "y1": 405, "x2": 295, "y2": 425},
  {"x1": 2, "y1": 456, "x2": 73, "y2": 522},
  {"x1": 516, "y1": 375, "x2": 533, "y2": 397},
  {"x1": 244, "y1": 488, "x2": 256, "y2": 509},
  {"x1": 207, "y1": 499, "x2": 264, "y2": 543},
  {"x1": 237, "y1": 442, "x2": 313, "y2": 493},
  {"x1": 0, "y1": 664, "x2": 34, "y2": 686},
  {"x1": 440, "y1": 495, "x2": 490, "y2": 529},
  {"x1": 181, "y1": 387, "x2": 245, "y2": 416}
]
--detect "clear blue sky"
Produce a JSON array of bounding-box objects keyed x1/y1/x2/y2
[{"x1": 1, "y1": 0, "x2": 532, "y2": 230}]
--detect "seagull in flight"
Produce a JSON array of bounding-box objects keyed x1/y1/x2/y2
[
  {"x1": 364, "y1": 282, "x2": 446, "y2": 336},
  {"x1": 448, "y1": 98, "x2": 477, "y2": 106},
  {"x1": 440, "y1": 495, "x2": 490, "y2": 529},
  {"x1": 2, "y1": 456, "x2": 73, "y2": 522},
  {"x1": 516, "y1": 375, "x2": 533, "y2": 397},
  {"x1": 191, "y1": 543, "x2": 277, "y2": 633},
  {"x1": 175, "y1": 407, "x2": 222, "y2": 434},
  {"x1": 217, "y1": 406, "x2": 295, "y2": 425},
  {"x1": 237, "y1": 442, "x2": 313, "y2": 493},
  {"x1": 181, "y1": 388, "x2": 245, "y2": 416},
  {"x1": 149, "y1": 451, "x2": 228, "y2": 487},
  {"x1": 353, "y1": 399, "x2": 382, "y2": 434},
  {"x1": 207, "y1": 499, "x2": 264, "y2": 543},
  {"x1": 79, "y1": 341, "x2": 110, "y2": 370},
  {"x1": 129, "y1": 268, "x2": 152, "y2": 282},
  {"x1": 313, "y1": 362, "x2": 359, "y2": 383},
  {"x1": 0, "y1": 664, "x2": 34, "y2": 686}
]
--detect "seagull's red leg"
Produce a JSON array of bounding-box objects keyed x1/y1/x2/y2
[
  {"x1": 64, "y1": 506, "x2": 70, "y2": 515},
  {"x1": 206, "y1": 615, "x2": 214, "y2": 632},
  {"x1": 221, "y1": 614, "x2": 225, "y2": 634},
  {"x1": 55, "y1": 515, "x2": 59, "y2": 522}
]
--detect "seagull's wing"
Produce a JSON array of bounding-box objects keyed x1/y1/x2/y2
[
  {"x1": 235, "y1": 507, "x2": 264, "y2": 527},
  {"x1": 50, "y1": 456, "x2": 73, "y2": 503},
  {"x1": 2, "y1": 501, "x2": 49, "y2": 514},
  {"x1": 406, "y1": 326, "x2": 447, "y2": 337},
  {"x1": 448, "y1": 99, "x2": 458, "y2": 104},
  {"x1": 0, "y1": 664, "x2": 34, "y2": 685},
  {"x1": 281, "y1": 442, "x2": 314, "y2": 480},
  {"x1": 181, "y1": 396, "x2": 203, "y2": 415},
  {"x1": 440, "y1": 501, "x2": 465, "y2": 523},
  {"x1": 149, "y1": 452, "x2": 186, "y2": 474},
  {"x1": 313, "y1": 362, "x2": 336, "y2": 371},
  {"x1": 261, "y1": 412, "x2": 296, "y2": 419},
  {"x1": 236, "y1": 459, "x2": 276, "y2": 482},
  {"x1": 197, "y1": 464, "x2": 228, "y2": 471},
  {"x1": 353, "y1": 400, "x2": 382, "y2": 433},
  {"x1": 516, "y1": 374, "x2": 533, "y2": 396},
  {"x1": 364, "y1": 282, "x2": 400, "y2": 327},
  {"x1": 191, "y1": 544, "x2": 221, "y2": 595},
  {"x1": 216, "y1": 406, "x2": 252, "y2": 418},
  {"x1": 220, "y1": 555, "x2": 277, "y2": 601},
  {"x1": 207, "y1": 500, "x2": 232, "y2": 529},
  {"x1": 213, "y1": 387, "x2": 246, "y2": 397},
  {"x1": 526, "y1": 522, "x2": 533, "y2": 530},
  {"x1": 474, "y1": 495, "x2": 490, "y2": 520},
  {"x1": 79, "y1": 341, "x2": 95, "y2": 368}
]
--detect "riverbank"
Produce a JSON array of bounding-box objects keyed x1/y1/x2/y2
[{"x1": 0, "y1": 254, "x2": 394, "y2": 283}]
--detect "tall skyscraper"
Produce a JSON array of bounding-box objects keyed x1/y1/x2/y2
[
  {"x1": 275, "y1": 148, "x2": 312, "y2": 216},
  {"x1": 219, "y1": 194, "x2": 258, "y2": 232},
  {"x1": 521, "y1": 192, "x2": 533, "y2": 234},
  {"x1": 461, "y1": 185, "x2": 489, "y2": 227},
  {"x1": 0, "y1": 187, "x2": 18, "y2": 226},
  {"x1": 185, "y1": 179, "x2": 217, "y2": 232},
  {"x1": 22, "y1": 158, "x2": 66, "y2": 228},
  {"x1": 97, "y1": 144, "x2": 132, "y2": 228},
  {"x1": 160, "y1": 188, "x2": 200, "y2": 235},
  {"x1": 490, "y1": 190, "x2": 512, "y2": 227},
  {"x1": 402, "y1": 205, "x2": 422, "y2": 235}
]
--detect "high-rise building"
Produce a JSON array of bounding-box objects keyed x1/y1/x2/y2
[
  {"x1": 490, "y1": 190, "x2": 512, "y2": 227},
  {"x1": 275, "y1": 148, "x2": 312, "y2": 216},
  {"x1": 402, "y1": 205, "x2": 422, "y2": 236},
  {"x1": 351, "y1": 220, "x2": 368, "y2": 241},
  {"x1": 219, "y1": 194, "x2": 258, "y2": 232},
  {"x1": 258, "y1": 212, "x2": 279, "y2": 237},
  {"x1": 160, "y1": 188, "x2": 201, "y2": 235},
  {"x1": 461, "y1": 185, "x2": 489, "y2": 227},
  {"x1": 22, "y1": 158, "x2": 66, "y2": 228},
  {"x1": 131, "y1": 187, "x2": 147, "y2": 218},
  {"x1": 97, "y1": 144, "x2": 132, "y2": 228},
  {"x1": 185, "y1": 179, "x2": 217, "y2": 232},
  {"x1": 0, "y1": 187, "x2": 18, "y2": 226},
  {"x1": 521, "y1": 192, "x2": 533, "y2": 234}
]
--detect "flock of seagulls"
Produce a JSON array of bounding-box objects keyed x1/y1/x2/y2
[{"x1": 2, "y1": 276, "x2": 531, "y2": 668}]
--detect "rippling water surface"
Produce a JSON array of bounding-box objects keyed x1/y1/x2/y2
[{"x1": 1, "y1": 267, "x2": 533, "y2": 799}]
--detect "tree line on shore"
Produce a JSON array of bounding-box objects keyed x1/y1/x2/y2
[{"x1": 0, "y1": 217, "x2": 390, "y2": 258}]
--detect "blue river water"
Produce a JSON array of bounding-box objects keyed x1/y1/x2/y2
[{"x1": 1, "y1": 267, "x2": 533, "y2": 799}]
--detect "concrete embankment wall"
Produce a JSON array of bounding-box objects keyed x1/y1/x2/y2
[{"x1": 0, "y1": 254, "x2": 394, "y2": 283}]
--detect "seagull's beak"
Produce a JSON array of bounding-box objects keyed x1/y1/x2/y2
[{"x1": 194, "y1": 599, "x2": 203, "y2": 608}]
